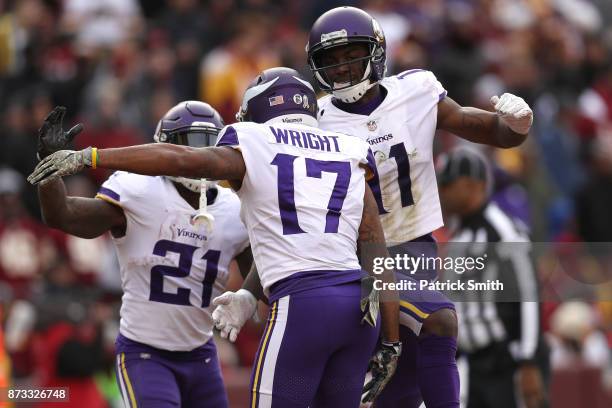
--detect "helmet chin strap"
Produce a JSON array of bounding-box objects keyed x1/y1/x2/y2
[
  {"x1": 167, "y1": 177, "x2": 216, "y2": 231},
  {"x1": 321, "y1": 60, "x2": 378, "y2": 103},
  {"x1": 332, "y1": 79, "x2": 377, "y2": 103},
  {"x1": 192, "y1": 178, "x2": 215, "y2": 231}
]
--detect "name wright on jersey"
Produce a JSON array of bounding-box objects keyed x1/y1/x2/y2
[{"x1": 269, "y1": 126, "x2": 341, "y2": 152}]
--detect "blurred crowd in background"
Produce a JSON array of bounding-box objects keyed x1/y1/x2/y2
[{"x1": 0, "y1": 0, "x2": 611, "y2": 406}]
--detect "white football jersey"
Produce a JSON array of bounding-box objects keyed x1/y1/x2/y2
[
  {"x1": 318, "y1": 69, "x2": 446, "y2": 244},
  {"x1": 96, "y1": 173, "x2": 249, "y2": 351},
  {"x1": 216, "y1": 121, "x2": 372, "y2": 294}
]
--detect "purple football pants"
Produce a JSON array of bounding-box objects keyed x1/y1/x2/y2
[
  {"x1": 250, "y1": 280, "x2": 379, "y2": 407},
  {"x1": 114, "y1": 334, "x2": 228, "y2": 408}
]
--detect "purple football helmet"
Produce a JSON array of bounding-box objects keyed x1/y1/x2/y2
[
  {"x1": 306, "y1": 7, "x2": 386, "y2": 102},
  {"x1": 236, "y1": 67, "x2": 317, "y2": 126},
  {"x1": 154, "y1": 101, "x2": 224, "y2": 148}
]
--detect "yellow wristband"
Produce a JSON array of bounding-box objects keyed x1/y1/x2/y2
[{"x1": 91, "y1": 147, "x2": 98, "y2": 169}]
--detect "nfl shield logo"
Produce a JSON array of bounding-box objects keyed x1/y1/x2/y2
[
  {"x1": 367, "y1": 120, "x2": 377, "y2": 131},
  {"x1": 269, "y1": 95, "x2": 284, "y2": 106}
]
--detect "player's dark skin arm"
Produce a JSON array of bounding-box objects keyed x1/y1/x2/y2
[
  {"x1": 97, "y1": 144, "x2": 246, "y2": 182},
  {"x1": 38, "y1": 178, "x2": 126, "y2": 239},
  {"x1": 358, "y1": 182, "x2": 400, "y2": 343},
  {"x1": 437, "y1": 96, "x2": 527, "y2": 148},
  {"x1": 235, "y1": 247, "x2": 254, "y2": 280},
  {"x1": 322, "y1": 44, "x2": 526, "y2": 149},
  {"x1": 241, "y1": 262, "x2": 268, "y2": 305}
]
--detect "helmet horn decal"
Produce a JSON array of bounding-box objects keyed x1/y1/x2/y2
[
  {"x1": 239, "y1": 77, "x2": 280, "y2": 118},
  {"x1": 236, "y1": 67, "x2": 318, "y2": 125}
]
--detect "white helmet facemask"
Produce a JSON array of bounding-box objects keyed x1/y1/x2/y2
[
  {"x1": 155, "y1": 122, "x2": 219, "y2": 231},
  {"x1": 166, "y1": 176, "x2": 214, "y2": 193},
  {"x1": 331, "y1": 78, "x2": 376, "y2": 103},
  {"x1": 315, "y1": 60, "x2": 377, "y2": 103}
]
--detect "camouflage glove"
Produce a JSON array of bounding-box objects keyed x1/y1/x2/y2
[
  {"x1": 362, "y1": 341, "x2": 402, "y2": 403},
  {"x1": 360, "y1": 275, "x2": 379, "y2": 327},
  {"x1": 28, "y1": 148, "x2": 93, "y2": 185}
]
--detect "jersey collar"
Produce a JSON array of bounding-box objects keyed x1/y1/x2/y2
[{"x1": 331, "y1": 84, "x2": 388, "y2": 116}]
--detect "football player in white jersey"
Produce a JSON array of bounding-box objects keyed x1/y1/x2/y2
[
  {"x1": 28, "y1": 68, "x2": 401, "y2": 408},
  {"x1": 33, "y1": 102, "x2": 252, "y2": 408},
  {"x1": 304, "y1": 6, "x2": 535, "y2": 408}
]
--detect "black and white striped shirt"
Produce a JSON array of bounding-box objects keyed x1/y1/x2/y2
[{"x1": 447, "y1": 203, "x2": 540, "y2": 363}]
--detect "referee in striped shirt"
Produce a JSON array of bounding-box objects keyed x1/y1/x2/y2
[{"x1": 437, "y1": 147, "x2": 549, "y2": 408}]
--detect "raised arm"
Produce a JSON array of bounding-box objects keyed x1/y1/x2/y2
[
  {"x1": 437, "y1": 94, "x2": 532, "y2": 148},
  {"x1": 28, "y1": 144, "x2": 246, "y2": 186},
  {"x1": 38, "y1": 177, "x2": 126, "y2": 239},
  {"x1": 33, "y1": 106, "x2": 125, "y2": 238}
]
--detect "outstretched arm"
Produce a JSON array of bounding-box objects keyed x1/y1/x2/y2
[
  {"x1": 97, "y1": 144, "x2": 246, "y2": 181},
  {"x1": 437, "y1": 94, "x2": 532, "y2": 148},
  {"x1": 38, "y1": 177, "x2": 126, "y2": 239},
  {"x1": 28, "y1": 144, "x2": 246, "y2": 185}
]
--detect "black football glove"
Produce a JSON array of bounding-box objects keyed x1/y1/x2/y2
[
  {"x1": 37, "y1": 106, "x2": 83, "y2": 160},
  {"x1": 362, "y1": 341, "x2": 402, "y2": 403}
]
